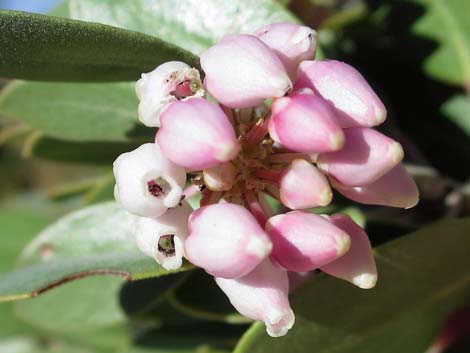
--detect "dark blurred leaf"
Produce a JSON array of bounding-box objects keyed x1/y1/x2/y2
[
  {"x1": 125, "y1": 346, "x2": 227, "y2": 353},
  {"x1": 127, "y1": 324, "x2": 245, "y2": 353},
  {"x1": 411, "y1": 0, "x2": 470, "y2": 87},
  {"x1": 82, "y1": 174, "x2": 115, "y2": 204},
  {"x1": 0, "y1": 202, "x2": 192, "y2": 302},
  {"x1": 132, "y1": 295, "x2": 204, "y2": 328},
  {"x1": 0, "y1": 81, "x2": 153, "y2": 142},
  {"x1": 445, "y1": 339, "x2": 470, "y2": 353},
  {"x1": 234, "y1": 218, "x2": 470, "y2": 353},
  {"x1": 41, "y1": 177, "x2": 103, "y2": 201},
  {"x1": 27, "y1": 137, "x2": 140, "y2": 164},
  {"x1": 170, "y1": 270, "x2": 248, "y2": 324},
  {"x1": 69, "y1": 0, "x2": 299, "y2": 55},
  {"x1": 0, "y1": 10, "x2": 199, "y2": 81},
  {"x1": 120, "y1": 275, "x2": 247, "y2": 352},
  {"x1": 319, "y1": 3, "x2": 368, "y2": 31},
  {"x1": 120, "y1": 273, "x2": 187, "y2": 317},
  {"x1": 120, "y1": 278, "x2": 204, "y2": 336}
]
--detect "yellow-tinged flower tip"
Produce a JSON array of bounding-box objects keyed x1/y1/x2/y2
[
  {"x1": 336, "y1": 233, "x2": 352, "y2": 257},
  {"x1": 352, "y1": 273, "x2": 378, "y2": 289}
]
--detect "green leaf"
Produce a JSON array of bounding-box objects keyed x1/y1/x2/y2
[
  {"x1": 13, "y1": 276, "x2": 130, "y2": 351},
  {"x1": 0, "y1": 204, "x2": 58, "y2": 274},
  {"x1": 0, "y1": 337, "x2": 95, "y2": 353},
  {"x1": 0, "y1": 202, "x2": 192, "y2": 302},
  {"x1": 0, "y1": 202, "x2": 59, "y2": 339},
  {"x1": 82, "y1": 174, "x2": 116, "y2": 204},
  {"x1": 411, "y1": 0, "x2": 470, "y2": 86},
  {"x1": 0, "y1": 203, "x2": 127, "y2": 353},
  {"x1": 0, "y1": 302, "x2": 30, "y2": 340},
  {"x1": 49, "y1": 1, "x2": 71, "y2": 17},
  {"x1": 25, "y1": 137, "x2": 140, "y2": 164},
  {"x1": 14, "y1": 276, "x2": 125, "y2": 332},
  {"x1": 441, "y1": 94, "x2": 470, "y2": 136},
  {"x1": 0, "y1": 81, "x2": 149, "y2": 142},
  {"x1": 234, "y1": 218, "x2": 470, "y2": 353},
  {"x1": 0, "y1": 10, "x2": 199, "y2": 81},
  {"x1": 69, "y1": 0, "x2": 299, "y2": 54}
]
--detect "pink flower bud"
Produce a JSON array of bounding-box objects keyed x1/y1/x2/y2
[
  {"x1": 254, "y1": 23, "x2": 317, "y2": 80},
  {"x1": 113, "y1": 143, "x2": 186, "y2": 217},
  {"x1": 266, "y1": 211, "x2": 351, "y2": 272},
  {"x1": 215, "y1": 259, "x2": 295, "y2": 337},
  {"x1": 295, "y1": 60, "x2": 387, "y2": 127},
  {"x1": 136, "y1": 61, "x2": 204, "y2": 127},
  {"x1": 134, "y1": 202, "x2": 193, "y2": 270},
  {"x1": 279, "y1": 159, "x2": 332, "y2": 209},
  {"x1": 157, "y1": 98, "x2": 240, "y2": 170},
  {"x1": 320, "y1": 214, "x2": 377, "y2": 289},
  {"x1": 201, "y1": 34, "x2": 292, "y2": 108},
  {"x1": 185, "y1": 203, "x2": 272, "y2": 279},
  {"x1": 317, "y1": 127, "x2": 404, "y2": 187},
  {"x1": 332, "y1": 163, "x2": 419, "y2": 208},
  {"x1": 269, "y1": 89, "x2": 345, "y2": 153}
]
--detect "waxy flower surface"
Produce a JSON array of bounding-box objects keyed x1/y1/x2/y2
[{"x1": 113, "y1": 22, "x2": 419, "y2": 337}]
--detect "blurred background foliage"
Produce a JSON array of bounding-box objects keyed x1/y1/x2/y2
[{"x1": 0, "y1": 0, "x2": 469, "y2": 353}]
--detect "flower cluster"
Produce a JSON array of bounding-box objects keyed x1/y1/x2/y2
[{"x1": 113, "y1": 22, "x2": 419, "y2": 337}]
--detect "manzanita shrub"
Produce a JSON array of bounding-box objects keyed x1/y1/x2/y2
[{"x1": 0, "y1": 1, "x2": 469, "y2": 353}]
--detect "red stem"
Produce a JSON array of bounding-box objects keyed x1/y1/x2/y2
[
  {"x1": 200, "y1": 190, "x2": 223, "y2": 207},
  {"x1": 264, "y1": 184, "x2": 281, "y2": 201},
  {"x1": 255, "y1": 168, "x2": 281, "y2": 184},
  {"x1": 245, "y1": 116, "x2": 270, "y2": 147},
  {"x1": 244, "y1": 190, "x2": 268, "y2": 226}
]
